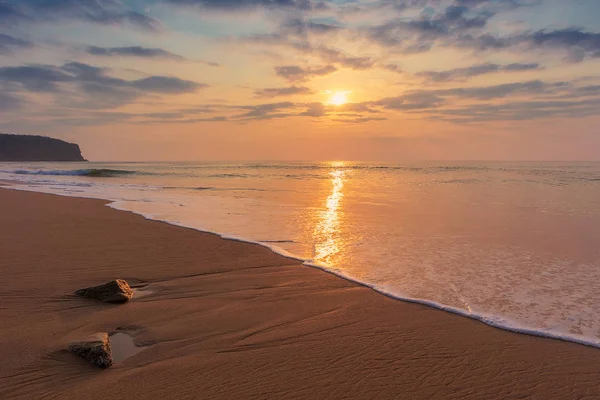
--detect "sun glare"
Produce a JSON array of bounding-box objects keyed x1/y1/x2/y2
[{"x1": 330, "y1": 91, "x2": 348, "y2": 106}]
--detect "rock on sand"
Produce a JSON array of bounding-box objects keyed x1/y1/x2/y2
[
  {"x1": 75, "y1": 279, "x2": 133, "y2": 303},
  {"x1": 68, "y1": 332, "x2": 113, "y2": 368}
]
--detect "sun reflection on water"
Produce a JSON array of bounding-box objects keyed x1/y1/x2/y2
[{"x1": 313, "y1": 169, "x2": 346, "y2": 265}]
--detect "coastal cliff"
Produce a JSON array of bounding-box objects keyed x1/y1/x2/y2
[{"x1": 0, "y1": 134, "x2": 86, "y2": 162}]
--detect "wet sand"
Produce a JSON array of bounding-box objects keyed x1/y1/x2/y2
[{"x1": 1, "y1": 188, "x2": 600, "y2": 399}]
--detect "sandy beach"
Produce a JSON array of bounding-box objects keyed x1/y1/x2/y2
[{"x1": 1, "y1": 188, "x2": 600, "y2": 399}]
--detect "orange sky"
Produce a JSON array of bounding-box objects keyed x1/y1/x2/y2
[{"x1": 2, "y1": 0, "x2": 600, "y2": 160}]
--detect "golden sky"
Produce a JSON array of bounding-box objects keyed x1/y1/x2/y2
[{"x1": 2, "y1": 0, "x2": 600, "y2": 160}]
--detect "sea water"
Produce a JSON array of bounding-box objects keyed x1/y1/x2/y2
[{"x1": 2, "y1": 161, "x2": 600, "y2": 347}]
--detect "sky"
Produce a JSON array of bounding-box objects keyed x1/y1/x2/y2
[{"x1": 1, "y1": 0, "x2": 600, "y2": 161}]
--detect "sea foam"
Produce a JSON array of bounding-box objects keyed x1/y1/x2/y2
[{"x1": 4, "y1": 168, "x2": 135, "y2": 177}]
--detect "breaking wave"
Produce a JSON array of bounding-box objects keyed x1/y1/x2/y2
[{"x1": 6, "y1": 168, "x2": 136, "y2": 178}]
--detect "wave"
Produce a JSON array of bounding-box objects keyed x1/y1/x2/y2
[
  {"x1": 208, "y1": 173, "x2": 250, "y2": 178},
  {"x1": 163, "y1": 186, "x2": 267, "y2": 192},
  {"x1": 6, "y1": 168, "x2": 136, "y2": 178}
]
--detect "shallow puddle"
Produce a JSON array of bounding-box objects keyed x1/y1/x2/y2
[{"x1": 110, "y1": 332, "x2": 143, "y2": 363}]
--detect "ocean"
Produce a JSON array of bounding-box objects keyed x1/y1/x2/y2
[{"x1": 2, "y1": 161, "x2": 600, "y2": 347}]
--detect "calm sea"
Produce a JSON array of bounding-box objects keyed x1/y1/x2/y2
[{"x1": 2, "y1": 161, "x2": 600, "y2": 347}]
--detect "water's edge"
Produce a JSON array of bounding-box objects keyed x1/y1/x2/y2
[{"x1": 3, "y1": 183, "x2": 600, "y2": 350}]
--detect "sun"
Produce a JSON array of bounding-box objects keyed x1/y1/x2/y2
[{"x1": 329, "y1": 91, "x2": 348, "y2": 106}]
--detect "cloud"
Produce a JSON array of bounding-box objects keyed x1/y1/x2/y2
[
  {"x1": 457, "y1": 28, "x2": 600, "y2": 62},
  {"x1": 426, "y1": 97, "x2": 600, "y2": 123},
  {"x1": 85, "y1": 46, "x2": 186, "y2": 61},
  {"x1": 333, "y1": 116, "x2": 387, "y2": 123},
  {"x1": 84, "y1": 45, "x2": 221, "y2": 66},
  {"x1": 13, "y1": 75, "x2": 600, "y2": 127},
  {"x1": 373, "y1": 0, "x2": 531, "y2": 14},
  {"x1": 162, "y1": 0, "x2": 325, "y2": 11},
  {"x1": 280, "y1": 17, "x2": 342, "y2": 38},
  {"x1": 231, "y1": 100, "x2": 381, "y2": 122},
  {"x1": 0, "y1": 33, "x2": 34, "y2": 55},
  {"x1": 131, "y1": 76, "x2": 203, "y2": 93},
  {"x1": 232, "y1": 99, "x2": 384, "y2": 121},
  {"x1": 0, "y1": 2, "x2": 22, "y2": 22},
  {"x1": 238, "y1": 33, "x2": 376, "y2": 71},
  {"x1": 140, "y1": 115, "x2": 229, "y2": 124},
  {"x1": 375, "y1": 92, "x2": 446, "y2": 110},
  {"x1": 234, "y1": 101, "x2": 297, "y2": 120},
  {"x1": 0, "y1": 0, "x2": 161, "y2": 31},
  {"x1": 275, "y1": 64, "x2": 337, "y2": 82},
  {"x1": 0, "y1": 65, "x2": 73, "y2": 92},
  {"x1": 224, "y1": 0, "x2": 548, "y2": 72},
  {"x1": 375, "y1": 80, "x2": 564, "y2": 111},
  {"x1": 299, "y1": 102, "x2": 326, "y2": 117},
  {"x1": 333, "y1": 103, "x2": 382, "y2": 114},
  {"x1": 382, "y1": 64, "x2": 403, "y2": 74},
  {"x1": 395, "y1": 78, "x2": 600, "y2": 122},
  {"x1": 365, "y1": 3, "x2": 494, "y2": 50},
  {"x1": 370, "y1": 78, "x2": 599, "y2": 122},
  {"x1": 358, "y1": 1, "x2": 547, "y2": 58},
  {"x1": 0, "y1": 61, "x2": 204, "y2": 94},
  {"x1": 0, "y1": 61, "x2": 206, "y2": 110},
  {"x1": 0, "y1": 92, "x2": 23, "y2": 111},
  {"x1": 254, "y1": 85, "x2": 314, "y2": 97},
  {"x1": 313, "y1": 46, "x2": 376, "y2": 70},
  {"x1": 17, "y1": 105, "x2": 230, "y2": 127},
  {"x1": 440, "y1": 79, "x2": 564, "y2": 99},
  {"x1": 417, "y1": 62, "x2": 541, "y2": 82},
  {"x1": 531, "y1": 29, "x2": 600, "y2": 62}
]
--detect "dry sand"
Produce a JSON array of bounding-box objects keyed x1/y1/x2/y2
[{"x1": 1, "y1": 188, "x2": 600, "y2": 399}]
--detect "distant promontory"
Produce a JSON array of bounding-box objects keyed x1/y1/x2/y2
[{"x1": 0, "y1": 134, "x2": 86, "y2": 162}]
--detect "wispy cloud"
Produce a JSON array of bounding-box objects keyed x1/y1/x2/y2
[
  {"x1": 254, "y1": 85, "x2": 314, "y2": 97},
  {"x1": 0, "y1": 61, "x2": 207, "y2": 109},
  {"x1": 0, "y1": 91, "x2": 23, "y2": 112},
  {"x1": 162, "y1": 0, "x2": 326, "y2": 11},
  {"x1": 417, "y1": 63, "x2": 541, "y2": 82},
  {"x1": 0, "y1": 33, "x2": 34, "y2": 55},
  {"x1": 0, "y1": 0, "x2": 162, "y2": 31},
  {"x1": 275, "y1": 65, "x2": 337, "y2": 82},
  {"x1": 458, "y1": 28, "x2": 600, "y2": 62},
  {"x1": 85, "y1": 46, "x2": 186, "y2": 61}
]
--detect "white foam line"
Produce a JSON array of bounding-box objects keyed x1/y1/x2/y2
[
  {"x1": 3, "y1": 181, "x2": 600, "y2": 349},
  {"x1": 303, "y1": 262, "x2": 600, "y2": 348}
]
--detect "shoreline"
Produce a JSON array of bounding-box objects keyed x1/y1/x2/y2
[
  {"x1": 2, "y1": 188, "x2": 600, "y2": 398},
  {"x1": 3, "y1": 181, "x2": 600, "y2": 349}
]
